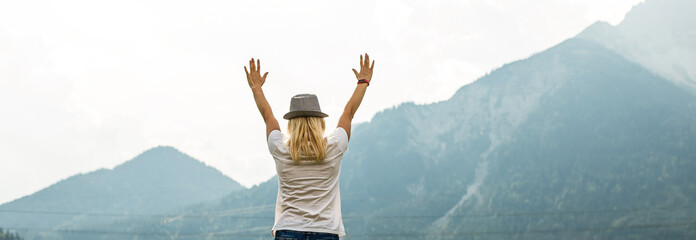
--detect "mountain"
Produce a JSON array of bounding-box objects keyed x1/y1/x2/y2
[
  {"x1": 0, "y1": 146, "x2": 243, "y2": 239},
  {"x1": 8, "y1": 0, "x2": 696, "y2": 239},
  {"x1": 577, "y1": 0, "x2": 696, "y2": 92},
  {"x1": 146, "y1": 38, "x2": 693, "y2": 240},
  {"x1": 418, "y1": 38, "x2": 696, "y2": 240},
  {"x1": 81, "y1": 1, "x2": 696, "y2": 239}
]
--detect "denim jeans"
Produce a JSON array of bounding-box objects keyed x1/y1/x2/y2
[{"x1": 274, "y1": 230, "x2": 339, "y2": 240}]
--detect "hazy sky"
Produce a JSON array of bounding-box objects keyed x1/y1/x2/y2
[{"x1": 0, "y1": 0, "x2": 643, "y2": 204}]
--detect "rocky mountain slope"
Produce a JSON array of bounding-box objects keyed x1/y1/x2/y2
[
  {"x1": 577, "y1": 0, "x2": 696, "y2": 92},
  {"x1": 91, "y1": 34, "x2": 696, "y2": 240},
  {"x1": 6, "y1": 0, "x2": 696, "y2": 239}
]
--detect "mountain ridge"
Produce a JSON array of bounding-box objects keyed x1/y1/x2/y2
[
  {"x1": 576, "y1": 0, "x2": 696, "y2": 92},
  {"x1": 6, "y1": 1, "x2": 696, "y2": 239},
  {"x1": 84, "y1": 37, "x2": 696, "y2": 240},
  {"x1": 0, "y1": 145, "x2": 244, "y2": 240}
]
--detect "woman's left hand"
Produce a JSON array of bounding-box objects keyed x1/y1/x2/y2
[{"x1": 244, "y1": 58, "x2": 269, "y2": 89}]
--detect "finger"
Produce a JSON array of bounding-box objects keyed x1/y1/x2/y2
[
  {"x1": 365, "y1": 53, "x2": 369, "y2": 66},
  {"x1": 371, "y1": 60, "x2": 375, "y2": 69},
  {"x1": 360, "y1": 54, "x2": 363, "y2": 68},
  {"x1": 250, "y1": 58, "x2": 256, "y2": 72},
  {"x1": 262, "y1": 72, "x2": 268, "y2": 81},
  {"x1": 352, "y1": 68, "x2": 359, "y2": 77},
  {"x1": 257, "y1": 59, "x2": 261, "y2": 72},
  {"x1": 244, "y1": 66, "x2": 250, "y2": 78}
]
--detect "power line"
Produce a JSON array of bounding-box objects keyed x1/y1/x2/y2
[
  {"x1": 363, "y1": 221, "x2": 696, "y2": 238},
  {"x1": 4, "y1": 220, "x2": 695, "y2": 238},
  {"x1": 2, "y1": 205, "x2": 694, "y2": 239},
  {"x1": 369, "y1": 204, "x2": 696, "y2": 219},
  {"x1": 2, "y1": 227, "x2": 267, "y2": 238},
  {"x1": 2, "y1": 204, "x2": 694, "y2": 220},
  {"x1": 0, "y1": 209, "x2": 273, "y2": 219},
  {"x1": 0, "y1": 205, "x2": 274, "y2": 219}
]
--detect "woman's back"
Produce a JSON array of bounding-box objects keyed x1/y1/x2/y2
[
  {"x1": 267, "y1": 127, "x2": 349, "y2": 236},
  {"x1": 243, "y1": 53, "x2": 374, "y2": 239}
]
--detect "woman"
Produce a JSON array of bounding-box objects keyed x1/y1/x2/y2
[{"x1": 244, "y1": 53, "x2": 374, "y2": 240}]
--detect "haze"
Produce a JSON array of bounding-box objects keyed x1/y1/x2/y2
[{"x1": 0, "y1": 0, "x2": 643, "y2": 205}]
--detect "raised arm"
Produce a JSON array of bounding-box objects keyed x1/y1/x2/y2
[
  {"x1": 337, "y1": 53, "x2": 374, "y2": 140},
  {"x1": 244, "y1": 58, "x2": 280, "y2": 139}
]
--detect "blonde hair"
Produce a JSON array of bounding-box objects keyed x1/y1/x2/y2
[{"x1": 287, "y1": 117, "x2": 327, "y2": 161}]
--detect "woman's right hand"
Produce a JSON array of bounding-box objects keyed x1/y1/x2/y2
[
  {"x1": 352, "y1": 53, "x2": 375, "y2": 82},
  {"x1": 244, "y1": 58, "x2": 269, "y2": 90}
]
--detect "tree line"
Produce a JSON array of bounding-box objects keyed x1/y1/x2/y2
[{"x1": 0, "y1": 228, "x2": 22, "y2": 240}]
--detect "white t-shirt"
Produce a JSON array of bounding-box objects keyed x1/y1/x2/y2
[{"x1": 267, "y1": 127, "x2": 349, "y2": 237}]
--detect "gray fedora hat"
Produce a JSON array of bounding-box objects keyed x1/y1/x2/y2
[{"x1": 283, "y1": 94, "x2": 329, "y2": 120}]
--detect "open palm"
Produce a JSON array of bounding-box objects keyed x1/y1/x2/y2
[
  {"x1": 352, "y1": 53, "x2": 374, "y2": 82},
  {"x1": 244, "y1": 58, "x2": 268, "y2": 89}
]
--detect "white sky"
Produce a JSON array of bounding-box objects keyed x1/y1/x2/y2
[{"x1": 0, "y1": 0, "x2": 643, "y2": 205}]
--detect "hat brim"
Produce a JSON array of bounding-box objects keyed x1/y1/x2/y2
[{"x1": 283, "y1": 111, "x2": 329, "y2": 120}]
